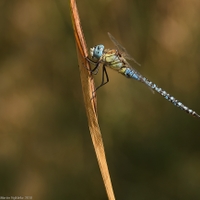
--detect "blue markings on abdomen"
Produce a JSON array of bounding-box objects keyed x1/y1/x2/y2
[{"x1": 124, "y1": 68, "x2": 140, "y2": 80}]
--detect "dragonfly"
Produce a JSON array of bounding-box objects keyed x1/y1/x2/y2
[{"x1": 86, "y1": 32, "x2": 200, "y2": 118}]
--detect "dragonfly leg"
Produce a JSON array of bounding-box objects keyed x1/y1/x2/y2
[
  {"x1": 85, "y1": 56, "x2": 96, "y2": 65},
  {"x1": 86, "y1": 58, "x2": 109, "y2": 98},
  {"x1": 91, "y1": 65, "x2": 109, "y2": 99},
  {"x1": 94, "y1": 65, "x2": 109, "y2": 92},
  {"x1": 85, "y1": 56, "x2": 100, "y2": 75}
]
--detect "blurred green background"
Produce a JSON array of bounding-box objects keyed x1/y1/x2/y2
[{"x1": 0, "y1": 0, "x2": 200, "y2": 199}]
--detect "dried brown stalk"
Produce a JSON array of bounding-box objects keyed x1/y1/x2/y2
[{"x1": 70, "y1": 0, "x2": 115, "y2": 199}]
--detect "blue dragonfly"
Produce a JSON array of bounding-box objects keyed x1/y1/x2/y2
[{"x1": 86, "y1": 32, "x2": 200, "y2": 118}]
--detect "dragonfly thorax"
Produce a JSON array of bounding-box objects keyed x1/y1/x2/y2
[{"x1": 90, "y1": 44, "x2": 104, "y2": 60}]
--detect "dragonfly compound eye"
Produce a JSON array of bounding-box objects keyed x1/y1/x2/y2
[{"x1": 92, "y1": 45, "x2": 104, "y2": 59}]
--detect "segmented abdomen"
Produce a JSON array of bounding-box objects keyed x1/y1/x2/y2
[{"x1": 124, "y1": 68, "x2": 200, "y2": 118}]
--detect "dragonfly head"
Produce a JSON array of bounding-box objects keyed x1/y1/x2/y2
[{"x1": 90, "y1": 45, "x2": 104, "y2": 60}]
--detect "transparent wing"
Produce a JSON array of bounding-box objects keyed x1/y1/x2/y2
[
  {"x1": 123, "y1": 54, "x2": 155, "y2": 94},
  {"x1": 108, "y1": 32, "x2": 141, "y2": 66}
]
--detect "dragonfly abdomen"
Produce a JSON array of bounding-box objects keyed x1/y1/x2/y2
[
  {"x1": 113, "y1": 67, "x2": 199, "y2": 117},
  {"x1": 124, "y1": 68, "x2": 141, "y2": 81},
  {"x1": 141, "y1": 77, "x2": 200, "y2": 118}
]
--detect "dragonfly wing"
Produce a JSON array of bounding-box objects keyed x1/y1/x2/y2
[{"x1": 108, "y1": 32, "x2": 141, "y2": 66}]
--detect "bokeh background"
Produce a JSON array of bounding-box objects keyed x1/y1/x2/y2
[{"x1": 0, "y1": 0, "x2": 200, "y2": 199}]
